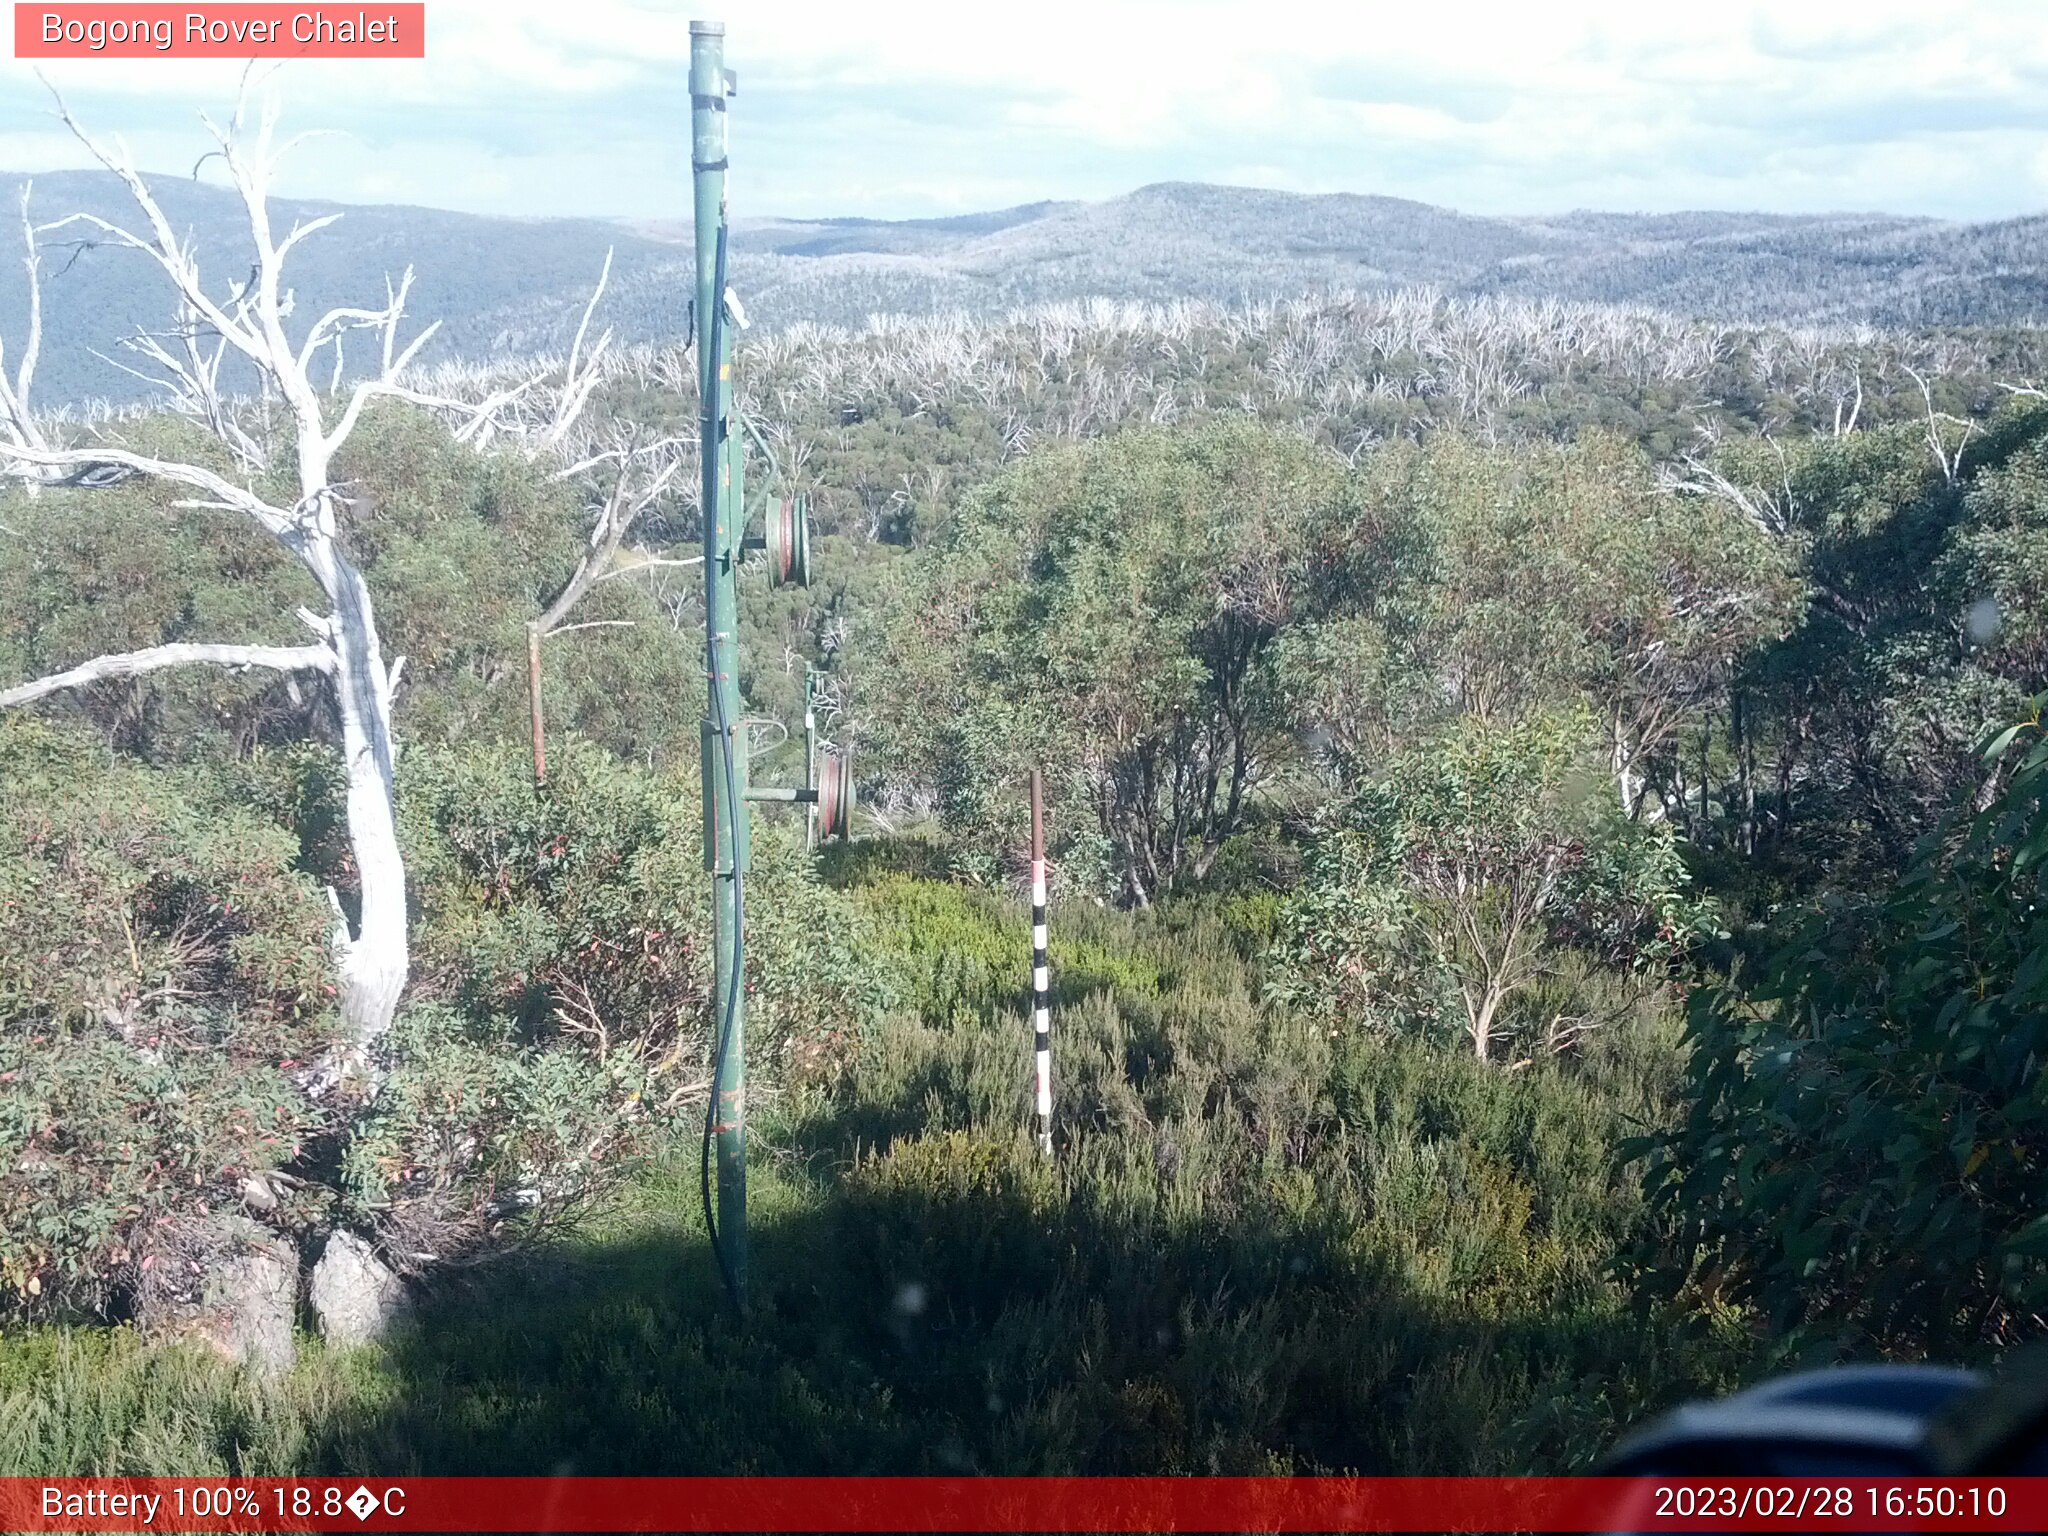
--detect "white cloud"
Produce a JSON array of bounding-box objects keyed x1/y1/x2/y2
[{"x1": 0, "y1": 0, "x2": 2042, "y2": 219}]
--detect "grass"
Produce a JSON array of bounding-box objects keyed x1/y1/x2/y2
[{"x1": 1, "y1": 874, "x2": 1755, "y2": 1477}]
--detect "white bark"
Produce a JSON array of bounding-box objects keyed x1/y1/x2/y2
[
  {"x1": 0, "y1": 83, "x2": 497, "y2": 1055},
  {"x1": 0, "y1": 183, "x2": 49, "y2": 460},
  {"x1": 1657, "y1": 445, "x2": 1792, "y2": 540},
  {"x1": 0, "y1": 642, "x2": 329, "y2": 708},
  {"x1": 1900, "y1": 362, "x2": 1973, "y2": 487},
  {"x1": 536, "y1": 435, "x2": 687, "y2": 637},
  {"x1": 522, "y1": 433, "x2": 685, "y2": 785},
  {"x1": 1611, "y1": 712, "x2": 1642, "y2": 820}
]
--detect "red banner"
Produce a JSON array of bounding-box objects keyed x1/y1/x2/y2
[
  {"x1": 3, "y1": 1477, "x2": 2047, "y2": 1532},
  {"x1": 13, "y1": 5, "x2": 425, "y2": 59}
]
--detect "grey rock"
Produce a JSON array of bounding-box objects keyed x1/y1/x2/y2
[
  {"x1": 309, "y1": 1229, "x2": 406, "y2": 1348},
  {"x1": 136, "y1": 1215, "x2": 297, "y2": 1379}
]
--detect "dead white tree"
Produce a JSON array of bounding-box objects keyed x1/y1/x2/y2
[
  {"x1": 1655, "y1": 424, "x2": 1797, "y2": 541},
  {"x1": 525, "y1": 430, "x2": 690, "y2": 786},
  {"x1": 0, "y1": 86, "x2": 531, "y2": 1062},
  {"x1": 1900, "y1": 362, "x2": 1974, "y2": 487},
  {"x1": 0, "y1": 183, "x2": 49, "y2": 459}
]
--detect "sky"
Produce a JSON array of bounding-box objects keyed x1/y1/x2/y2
[{"x1": 2, "y1": 0, "x2": 2047, "y2": 224}]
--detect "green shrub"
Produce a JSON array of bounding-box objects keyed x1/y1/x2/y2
[
  {"x1": 1, "y1": 869, "x2": 1724, "y2": 1478},
  {"x1": 0, "y1": 719, "x2": 340, "y2": 1317},
  {"x1": 851, "y1": 878, "x2": 1021, "y2": 1027},
  {"x1": 1635, "y1": 703, "x2": 2048, "y2": 1352},
  {"x1": 0, "y1": 1325, "x2": 343, "y2": 1476},
  {"x1": 340, "y1": 1003, "x2": 672, "y2": 1262},
  {"x1": 1, "y1": 720, "x2": 897, "y2": 1309},
  {"x1": 327, "y1": 736, "x2": 899, "y2": 1253},
  {"x1": 1271, "y1": 713, "x2": 1700, "y2": 1063},
  {"x1": 802, "y1": 885, "x2": 1708, "y2": 1472},
  {"x1": 401, "y1": 734, "x2": 893, "y2": 1081}
]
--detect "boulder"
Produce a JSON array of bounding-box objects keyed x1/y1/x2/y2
[
  {"x1": 136, "y1": 1215, "x2": 297, "y2": 1379},
  {"x1": 309, "y1": 1229, "x2": 406, "y2": 1347}
]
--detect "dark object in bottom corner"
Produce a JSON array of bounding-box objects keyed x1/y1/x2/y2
[{"x1": 1598, "y1": 1347, "x2": 2048, "y2": 1531}]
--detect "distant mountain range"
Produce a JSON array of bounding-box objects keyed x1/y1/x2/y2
[
  {"x1": 2, "y1": 171, "x2": 2043, "y2": 404},
  {"x1": 711, "y1": 186, "x2": 2048, "y2": 339}
]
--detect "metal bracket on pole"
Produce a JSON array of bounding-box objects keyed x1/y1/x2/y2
[{"x1": 700, "y1": 719, "x2": 753, "y2": 873}]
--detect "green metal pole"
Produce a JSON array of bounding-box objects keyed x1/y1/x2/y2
[{"x1": 691, "y1": 19, "x2": 746, "y2": 1307}]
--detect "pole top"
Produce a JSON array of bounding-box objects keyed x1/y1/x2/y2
[{"x1": 690, "y1": 20, "x2": 725, "y2": 34}]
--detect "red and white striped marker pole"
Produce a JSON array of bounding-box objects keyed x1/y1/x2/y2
[{"x1": 1029, "y1": 768, "x2": 1052, "y2": 1156}]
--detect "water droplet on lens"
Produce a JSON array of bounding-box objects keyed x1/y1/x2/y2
[{"x1": 1965, "y1": 596, "x2": 2003, "y2": 646}]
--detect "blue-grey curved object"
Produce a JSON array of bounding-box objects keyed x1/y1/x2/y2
[{"x1": 1604, "y1": 1364, "x2": 1983, "y2": 1476}]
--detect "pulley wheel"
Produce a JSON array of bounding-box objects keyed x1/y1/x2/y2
[
  {"x1": 766, "y1": 494, "x2": 812, "y2": 588},
  {"x1": 816, "y1": 748, "x2": 854, "y2": 841}
]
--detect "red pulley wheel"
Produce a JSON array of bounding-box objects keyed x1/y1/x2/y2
[
  {"x1": 768, "y1": 496, "x2": 796, "y2": 586},
  {"x1": 816, "y1": 749, "x2": 853, "y2": 840}
]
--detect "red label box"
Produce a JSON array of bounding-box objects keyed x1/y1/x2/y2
[{"x1": 13, "y1": 4, "x2": 425, "y2": 58}]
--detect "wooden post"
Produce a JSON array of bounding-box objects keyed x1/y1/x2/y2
[
  {"x1": 804, "y1": 670, "x2": 818, "y2": 852},
  {"x1": 527, "y1": 621, "x2": 547, "y2": 789},
  {"x1": 1030, "y1": 768, "x2": 1052, "y2": 1156}
]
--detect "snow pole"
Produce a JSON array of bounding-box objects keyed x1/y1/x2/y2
[{"x1": 1030, "y1": 768, "x2": 1052, "y2": 1156}]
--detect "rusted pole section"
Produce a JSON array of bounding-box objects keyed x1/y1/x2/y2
[{"x1": 1030, "y1": 768, "x2": 1052, "y2": 1156}]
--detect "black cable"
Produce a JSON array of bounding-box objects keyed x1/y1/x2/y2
[{"x1": 700, "y1": 217, "x2": 745, "y2": 1312}]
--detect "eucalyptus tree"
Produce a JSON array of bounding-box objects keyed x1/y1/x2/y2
[
  {"x1": 1652, "y1": 405, "x2": 2048, "y2": 871},
  {"x1": 0, "y1": 89, "x2": 570, "y2": 1061},
  {"x1": 1358, "y1": 432, "x2": 1800, "y2": 816},
  {"x1": 870, "y1": 420, "x2": 1378, "y2": 902},
  {"x1": 1274, "y1": 710, "x2": 1693, "y2": 1063}
]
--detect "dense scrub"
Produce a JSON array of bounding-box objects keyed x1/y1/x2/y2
[
  {"x1": 1, "y1": 874, "x2": 1744, "y2": 1476},
  {"x1": 3, "y1": 288, "x2": 2047, "y2": 1477},
  {"x1": 1637, "y1": 709, "x2": 2048, "y2": 1355},
  {"x1": 0, "y1": 720, "x2": 340, "y2": 1314},
  {"x1": 1, "y1": 727, "x2": 887, "y2": 1315}
]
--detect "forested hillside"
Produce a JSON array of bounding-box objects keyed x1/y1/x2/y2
[
  {"x1": 7, "y1": 168, "x2": 2047, "y2": 406},
  {"x1": 3, "y1": 142, "x2": 2048, "y2": 1478},
  {"x1": 706, "y1": 186, "x2": 2048, "y2": 334}
]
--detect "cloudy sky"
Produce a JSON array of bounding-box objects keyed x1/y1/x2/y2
[{"x1": 3, "y1": 0, "x2": 2046, "y2": 223}]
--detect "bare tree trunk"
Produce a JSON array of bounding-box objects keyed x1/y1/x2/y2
[
  {"x1": 1470, "y1": 988, "x2": 1499, "y2": 1064},
  {"x1": 522, "y1": 433, "x2": 684, "y2": 791},
  {"x1": 1699, "y1": 716, "x2": 1712, "y2": 840},
  {"x1": 1774, "y1": 712, "x2": 1804, "y2": 851},
  {"x1": 337, "y1": 782, "x2": 407, "y2": 1047},
  {"x1": 308, "y1": 542, "x2": 409, "y2": 1052},
  {"x1": 1611, "y1": 712, "x2": 1641, "y2": 819}
]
